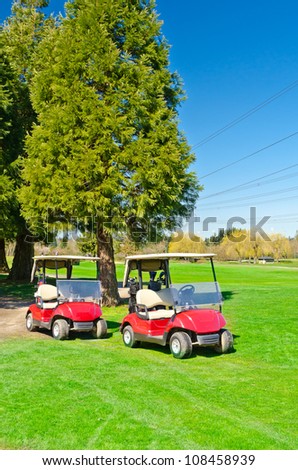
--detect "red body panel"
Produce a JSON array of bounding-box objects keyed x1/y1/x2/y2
[
  {"x1": 125, "y1": 315, "x2": 170, "y2": 336},
  {"x1": 29, "y1": 303, "x2": 54, "y2": 324},
  {"x1": 28, "y1": 301, "x2": 102, "y2": 326},
  {"x1": 168, "y1": 309, "x2": 226, "y2": 334},
  {"x1": 121, "y1": 308, "x2": 226, "y2": 337},
  {"x1": 54, "y1": 302, "x2": 102, "y2": 322}
]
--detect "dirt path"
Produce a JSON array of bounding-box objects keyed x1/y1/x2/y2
[{"x1": 0, "y1": 299, "x2": 49, "y2": 340}]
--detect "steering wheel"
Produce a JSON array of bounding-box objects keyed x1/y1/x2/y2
[
  {"x1": 178, "y1": 285, "x2": 195, "y2": 295},
  {"x1": 178, "y1": 284, "x2": 195, "y2": 307}
]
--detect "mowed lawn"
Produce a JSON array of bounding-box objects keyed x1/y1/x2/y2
[{"x1": 0, "y1": 261, "x2": 297, "y2": 450}]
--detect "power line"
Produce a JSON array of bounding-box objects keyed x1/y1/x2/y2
[
  {"x1": 192, "y1": 79, "x2": 298, "y2": 150},
  {"x1": 198, "y1": 185, "x2": 298, "y2": 207},
  {"x1": 199, "y1": 164, "x2": 298, "y2": 200},
  {"x1": 196, "y1": 213, "x2": 298, "y2": 224},
  {"x1": 197, "y1": 193, "x2": 298, "y2": 210},
  {"x1": 200, "y1": 131, "x2": 298, "y2": 179}
]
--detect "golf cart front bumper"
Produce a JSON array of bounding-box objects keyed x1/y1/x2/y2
[
  {"x1": 73, "y1": 321, "x2": 94, "y2": 331},
  {"x1": 195, "y1": 333, "x2": 219, "y2": 346}
]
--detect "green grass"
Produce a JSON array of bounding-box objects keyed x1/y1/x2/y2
[
  {"x1": 0, "y1": 262, "x2": 297, "y2": 450},
  {"x1": 0, "y1": 275, "x2": 35, "y2": 301}
]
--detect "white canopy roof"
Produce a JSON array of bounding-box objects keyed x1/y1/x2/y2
[
  {"x1": 32, "y1": 255, "x2": 100, "y2": 262},
  {"x1": 125, "y1": 253, "x2": 216, "y2": 261}
]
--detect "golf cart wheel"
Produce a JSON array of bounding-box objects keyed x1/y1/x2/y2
[
  {"x1": 92, "y1": 318, "x2": 107, "y2": 339},
  {"x1": 214, "y1": 329, "x2": 233, "y2": 354},
  {"x1": 122, "y1": 325, "x2": 139, "y2": 348},
  {"x1": 52, "y1": 319, "x2": 69, "y2": 340},
  {"x1": 26, "y1": 312, "x2": 36, "y2": 332},
  {"x1": 170, "y1": 332, "x2": 193, "y2": 359}
]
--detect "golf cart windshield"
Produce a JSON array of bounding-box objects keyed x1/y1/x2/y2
[
  {"x1": 170, "y1": 282, "x2": 223, "y2": 311},
  {"x1": 56, "y1": 280, "x2": 101, "y2": 302}
]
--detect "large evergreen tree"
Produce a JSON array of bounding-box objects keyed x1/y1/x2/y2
[
  {"x1": 20, "y1": 0, "x2": 200, "y2": 304},
  {"x1": 1, "y1": 0, "x2": 53, "y2": 280},
  {"x1": 0, "y1": 35, "x2": 16, "y2": 272}
]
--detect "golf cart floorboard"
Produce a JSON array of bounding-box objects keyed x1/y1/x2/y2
[{"x1": 134, "y1": 333, "x2": 166, "y2": 345}]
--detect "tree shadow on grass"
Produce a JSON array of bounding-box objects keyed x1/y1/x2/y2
[
  {"x1": 221, "y1": 290, "x2": 236, "y2": 301},
  {"x1": 68, "y1": 320, "x2": 121, "y2": 341},
  {"x1": 193, "y1": 344, "x2": 237, "y2": 359},
  {"x1": 107, "y1": 319, "x2": 122, "y2": 330},
  {"x1": 137, "y1": 335, "x2": 239, "y2": 359},
  {"x1": 0, "y1": 278, "x2": 35, "y2": 306},
  {"x1": 27, "y1": 319, "x2": 122, "y2": 341},
  {"x1": 139, "y1": 335, "x2": 239, "y2": 359},
  {"x1": 140, "y1": 342, "x2": 172, "y2": 356},
  {"x1": 194, "y1": 333, "x2": 240, "y2": 358}
]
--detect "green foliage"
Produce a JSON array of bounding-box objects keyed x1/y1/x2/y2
[
  {"x1": 0, "y1": 37, "x2": 23, "y2": 238},
  {"x1": 20, "y1": 0, "x2": 200, "y2": 233},
  {"x1": 0, "y1": 1, "x2": 53, "y2": 237},
  {"x1": 3, "y1": 0, "x2": 51, "y2": 79},
  {"x1": 0, "y1": 1, "x2": 56, "y2": 279},
  {"x1": 0, "y1": 43, "x2": 28, "y2": 169},
  {"x1": 0, "y1": 175, "x2": 17, "y2": 239},
  {"x1": 77, "y1": 235, "x2": 97, "y2": 256}
]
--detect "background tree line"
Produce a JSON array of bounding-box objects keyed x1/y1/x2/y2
[{"x1": 168, "y1": 229, "x2": 297, "y2": 262}]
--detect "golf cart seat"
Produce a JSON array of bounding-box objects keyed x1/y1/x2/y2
[
  {"x1": 35, "y1": 284, "x2": 58, "y2": 309},
  {"x1": 136, "y1": 288, "x2": 175, "y2": 320}
]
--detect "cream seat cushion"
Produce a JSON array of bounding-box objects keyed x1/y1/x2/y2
[
  {"x1": 136, "y1": 288, "x2": 175, "y2": 319},
  {"x1": 146, "y1": 309, "x2": 174, "y2": 320},
  {"x1": 35, "y1": 284, "x2": 58, "y2": 309}
]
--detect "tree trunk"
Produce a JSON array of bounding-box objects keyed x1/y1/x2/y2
[
  {"x1": 0, "y1": 239, "x2": 10, "y2": 273},
  {"x1": 8, "y1": 230, "x2": 34, "y2": 282},
  {"x1": 96, "y1": 223, "x2": 120, "y2": 306}
]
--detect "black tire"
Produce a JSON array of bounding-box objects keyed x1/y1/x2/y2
[
  {"x1": 92, "y1": 318, "x2": 107, "y2": 339},
  {"x1": 170, "y1": 331, "x2": 193, "y2": 359},
  {"x1": 26, "y1": 312, "x2": 36, "y2": 332},
  {"x1": 214, "y1": 329, "x2": 233, "y2": 354},
  {"x1": 122, "y1": 325, "x2": 140, "y2": 348},
  {"x1": 52, "y1": 319, "x2": 69, "y2": 340}
]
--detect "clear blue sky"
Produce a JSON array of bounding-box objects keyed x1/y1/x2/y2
[{"x1": 1, "y1": 0, "x2": 298, "y2": 239}]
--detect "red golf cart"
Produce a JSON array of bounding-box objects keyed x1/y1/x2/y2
[
  {"x1": 120, "y1": 253, "x2": 233, "y2": 359},
  {"x1": 26, "y1": 255, "x2": 107, "y2": 340}
]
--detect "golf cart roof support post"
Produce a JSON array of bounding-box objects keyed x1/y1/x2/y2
[
  {"x1": 66, "y1": 261, "x2": 72, "y2": 280},
  {"x1": 55, "y1": 260, "x2": 58, "y2": 281},
  {"x1": 96, "y1": 260, "x2": 100, "y2": 280},
  {"x1": 164, "y1": 259, "x2": 171, "y2": 287},
  {"x1": 210, "y1": 256, "x2": 221, "y2": 309},
  {"x1": 137, "y1": 261, "x2": 142, "y2": 289},
  {"x1": 43, "y1": 260, "x2": 46, "y2": 283},
  {"x1": 210, "y1": 257, "x2": 217, "y2": 282}
]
